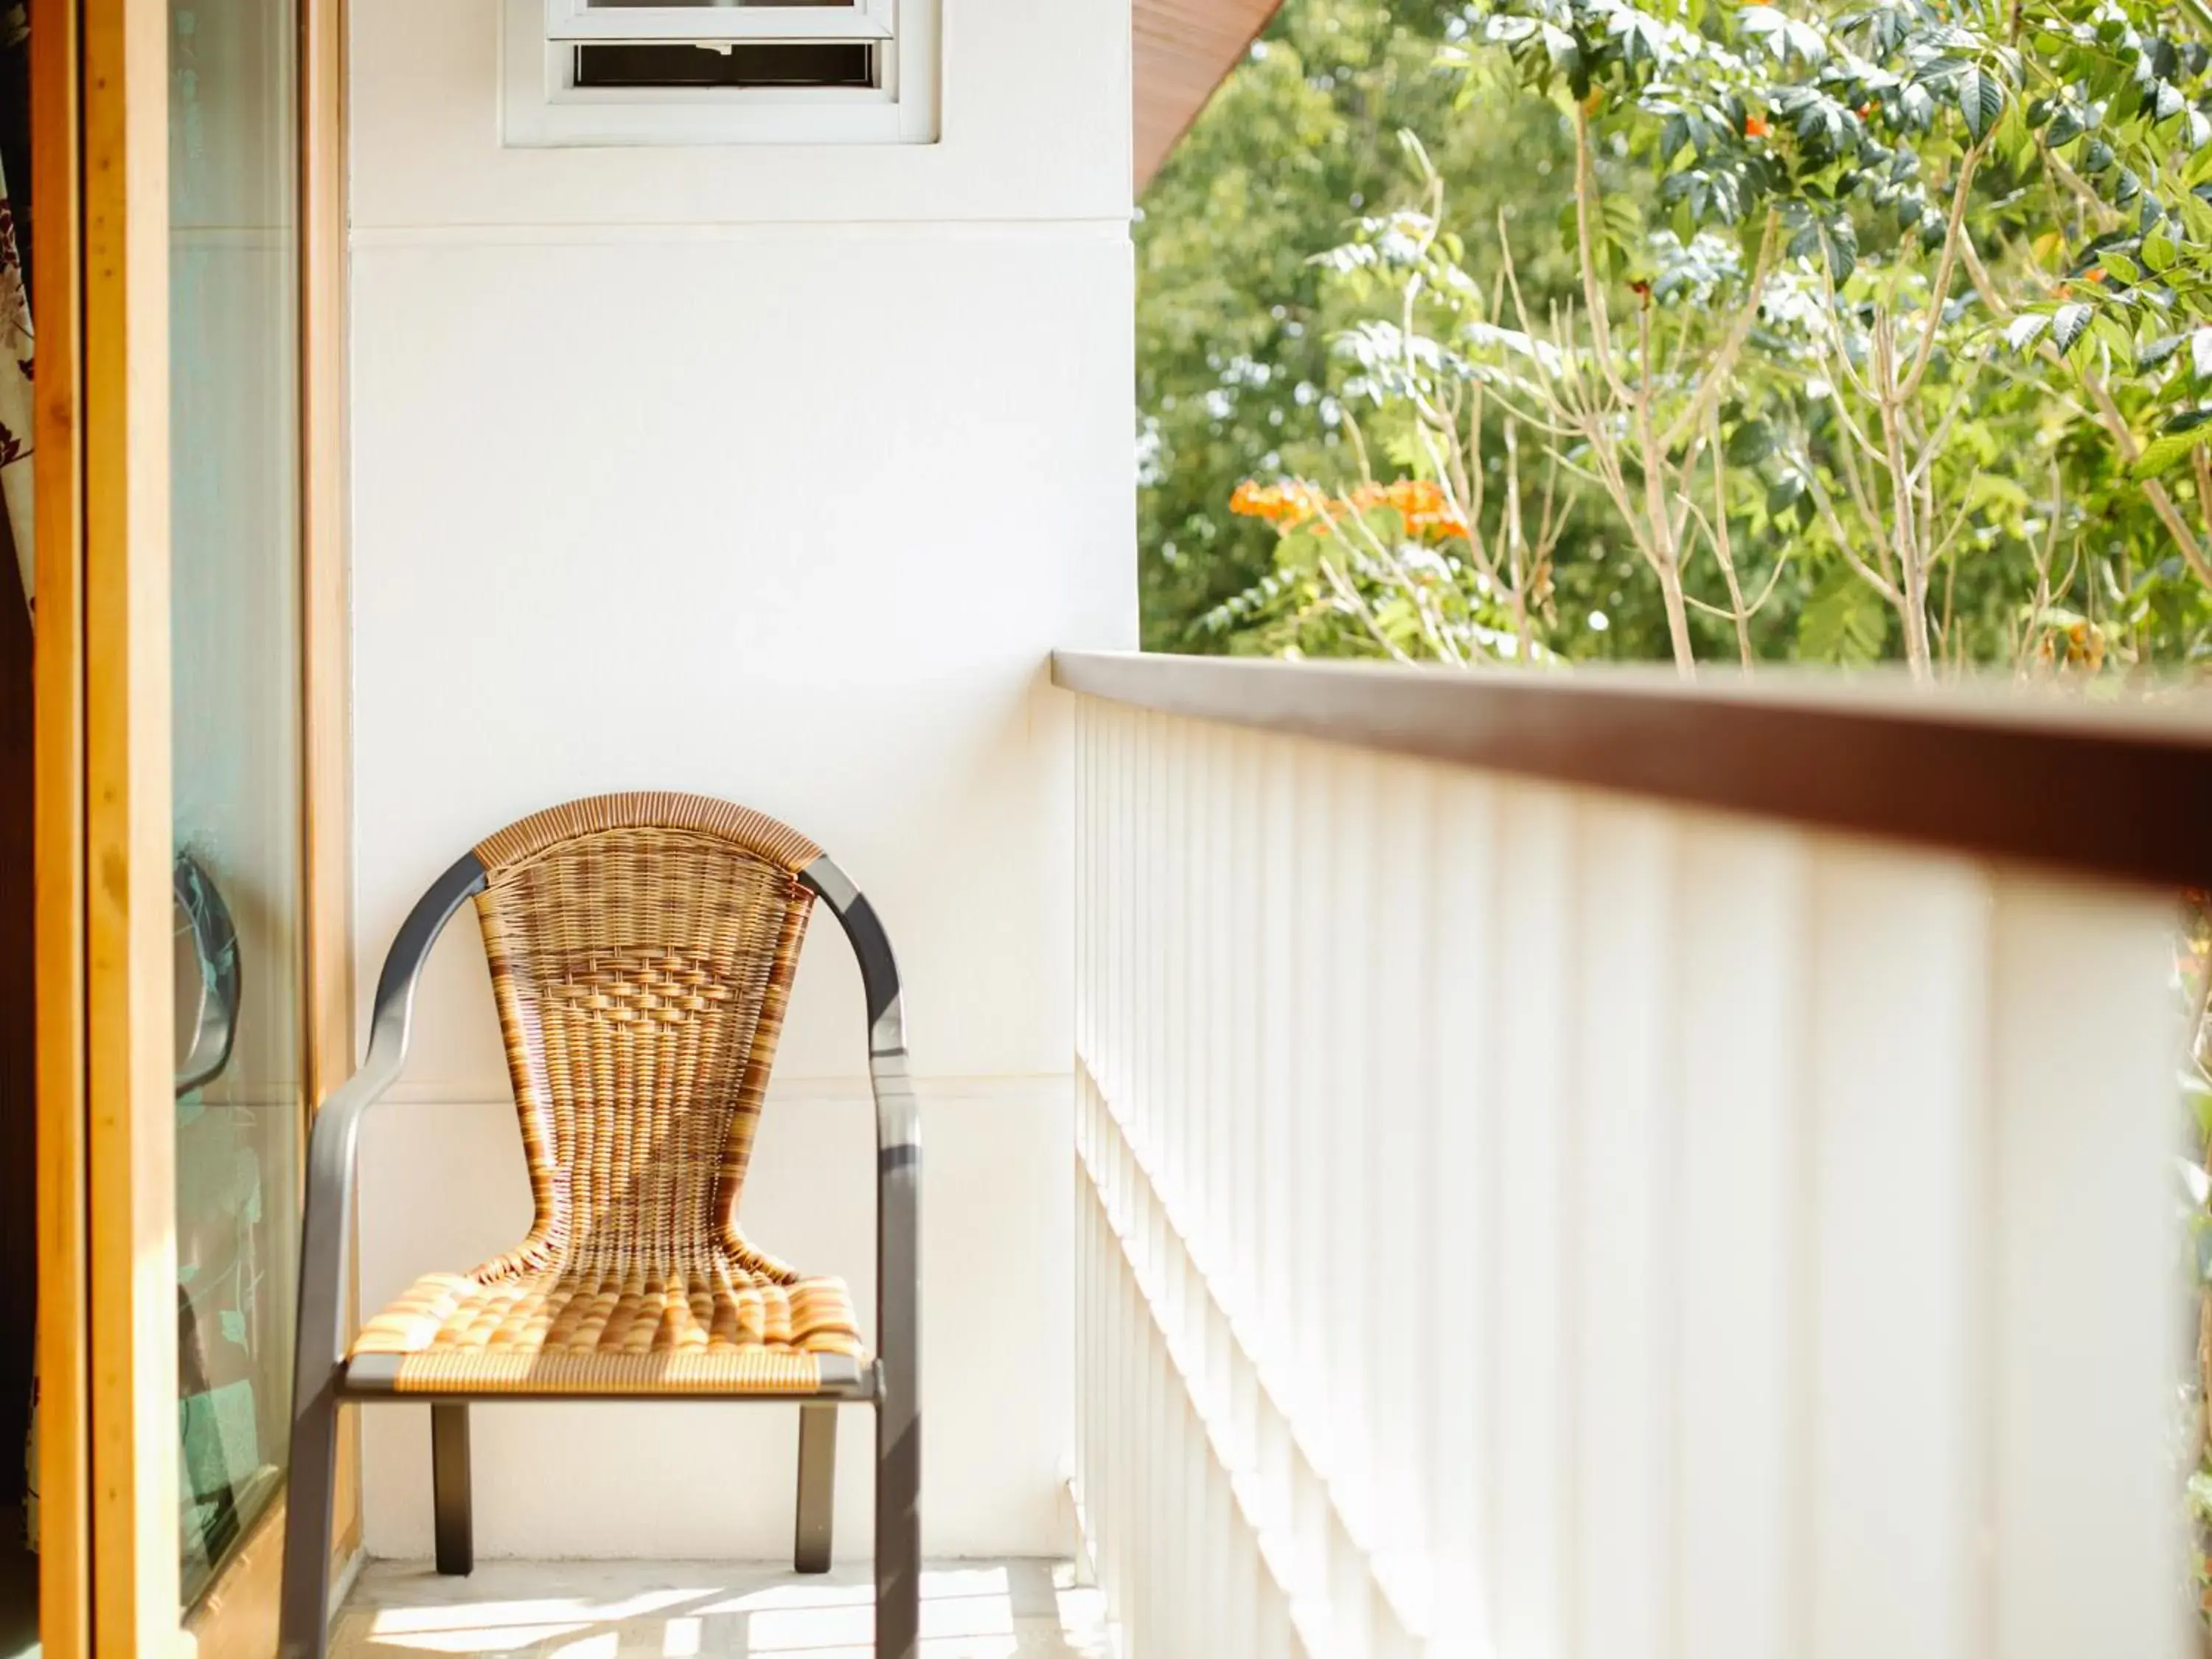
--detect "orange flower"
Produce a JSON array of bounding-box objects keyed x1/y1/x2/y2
[
  {"x1": 1232, "y1": 475, "x2": 1470, "y2": 540},
  {"x1": 1745, "y1": 114, "x2": 1770, "y2": 138},
  {"x1": 1388, "y1": 479, "x2": 1444, "y2": 518},
  {"x1": 1229, "y1": 479, "x2": 1330, "y2": 529},
  {"x1": 1387, "y1": 478, "x2": 1472, "y2": 540}
]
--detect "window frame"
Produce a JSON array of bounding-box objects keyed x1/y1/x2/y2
[
  {"x1": 543, "y1": 0, "x2": 896, "y2": 43},
  {"x1": 505, "y1": 0, "x2": 937, "y2": 147}
]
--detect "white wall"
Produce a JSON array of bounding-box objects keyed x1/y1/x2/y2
[{"x1": 347, "y1": 0, "x2": 1135, "y2": 1562}]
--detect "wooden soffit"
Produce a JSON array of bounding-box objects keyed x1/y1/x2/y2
[{"x1": 1134, "y1": 0, "x2": 1284, "y2": 190}]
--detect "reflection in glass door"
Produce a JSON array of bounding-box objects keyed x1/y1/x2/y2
[{"x1": 166, "y1": 0, "x2": 302, "y2": 1608}]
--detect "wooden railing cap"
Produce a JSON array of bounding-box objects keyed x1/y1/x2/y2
[{"x1": 1052, "y1": 649, "x2": 2212, "y2": 890}]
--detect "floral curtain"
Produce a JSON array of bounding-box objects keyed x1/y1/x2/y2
[
  {"x1": 4, "y1": 2, "x2": 32, "y2": 1559},
  {"x1": 0, "y1": 142, "x2": 30, "y2": 616}
]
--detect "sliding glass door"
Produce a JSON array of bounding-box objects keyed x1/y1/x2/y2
[{"x1": 29, "y1": 1, "x2": 347, "y2": 1652}]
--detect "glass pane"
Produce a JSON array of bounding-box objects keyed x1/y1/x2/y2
[{"x1": 167, "y1": 0, "x2": 302, "y2": 1609}]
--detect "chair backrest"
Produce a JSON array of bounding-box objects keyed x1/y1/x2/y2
[{"x1": 465, "y1": 792, "x2": 827, "y2": 1274}]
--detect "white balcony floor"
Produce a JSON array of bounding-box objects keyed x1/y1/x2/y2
[{"x1": 333, "y1": 1558, "x2": 1107, "y2": 1658}]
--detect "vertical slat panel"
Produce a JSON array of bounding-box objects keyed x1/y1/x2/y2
[
  {"x1": 1065, "y1": 689, "x2": 2188, "y2": 1659},
  {"x1": 1254, "y1": 728, "x2": 1298, "y2": 1625},
  {"x1": 1572, "y1": 802, "x2": 1678, "y2": 1659},
  {"x1": 1987, "y1": 874, "x2": 2181, "y2": 1659},
  {"x1": 1227, "y1": 727, "x2": 1262, "y2": 1491},
  {"x1": 1326, "y1": 746, "x2": 1376, "y2": 1620},
  {"x1": 1366, "y1": 759, "x2": 1433, "y2": 1635},
  {"x1": 1492, "y1": 783, "x2": 1576, "y2": 1659},
  {"x1": 1287, "y1": 740, "x2": 1333, "y2": 1618},
  {"x1": 1257, "y1": 732, "x2": 1295, "y2": 1394},
  {"x1": 1426, "y1": 772, "x2": 1498, "y2": 1656},
  {"x1": 1673, "y1": 819, "x2": 1811, "y2": 1659},
  {"x1": 1806, "y1": 849, "x2": 1989, "y2": 1659}
]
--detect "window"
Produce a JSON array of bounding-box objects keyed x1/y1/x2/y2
[{"x1": 503, "y1": 0, "x2": 937, "y2": 148}]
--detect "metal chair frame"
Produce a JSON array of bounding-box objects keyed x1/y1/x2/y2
[{"x1": 276, "y1": 813, "x2": 920, "y2": 1659}]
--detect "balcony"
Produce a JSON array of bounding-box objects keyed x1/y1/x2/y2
[
  {"x1": 307, "y1": 648, "x2": 2208, "y2": 1658},
  {"x1": 5, "y1": 1, "x2": 2207, "y2": 1655}
]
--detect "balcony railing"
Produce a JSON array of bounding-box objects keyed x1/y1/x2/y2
[{"x1": 1055, "y1": 650, "x2": 2211, "y2": 1659}]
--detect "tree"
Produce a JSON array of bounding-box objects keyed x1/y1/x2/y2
[
  {"x1": 1173, "y1": 0, "x2": 2212, "y2": 677},
  {"x1": 1136, "y1": 1, "x2": 1599, "y2": 650}
]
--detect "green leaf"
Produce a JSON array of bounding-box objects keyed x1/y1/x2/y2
[
  {"x1": 2180, "y1": 189, "x2": 2212, "y2": 243},
  {"x1": 2188, "y1": 1071, "x2": 2212, "y2": 1144},
  {"x1": 2129, "y1": 408, "x2": 2212, "y2": 479},
  {"x1": 2005, "y1": 311, "x2": 2051, "y2": 351},
  {"x1": 1725, "y1": 419, "x2": 1775, "y2": 464},
  {"x1": 1956, "y1": 65, "x2": 2003, "y2": 141},
  {"x1": 2090, "y1": 310, "x2": 2134, "y2": 362},
  {"x1": 1966, "y1": 471, "x2": 2031, "y2": 513},
  {"x1": 2140, "y1": 333, "x2": 2185, "y2": 371},
  {"x1": 2194, "y1": 327, "x2": 2212, "y2": 382},
  {"x1": 1796, "y1": 564, "x2": 1888, "y2": 665},
  {"x1": 2051, "y1": 302, "x2": 2093, "y2": 352}
]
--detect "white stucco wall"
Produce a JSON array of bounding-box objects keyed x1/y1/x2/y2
[{"x1": 346, "y1": 0, "x2": 1134, "y2": 1561}]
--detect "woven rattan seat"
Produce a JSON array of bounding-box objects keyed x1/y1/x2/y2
[
  {"x1": 349, "y1": 1263, "x2": 862, "y2": 1395},
  {"x1": 282, "y1": 793, "x2": 921, "y2": 1659}
]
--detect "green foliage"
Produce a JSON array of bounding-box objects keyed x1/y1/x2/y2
[
  {"x1": 1141, "y1": 0, "x2": 2212, "y2": 674},
  {"x1": 1796, "y1": 562, "x2": 1891, "y2": 661},
  {"x1": 1135, "y1": 1, "x2": 1593, "y2": 650}
]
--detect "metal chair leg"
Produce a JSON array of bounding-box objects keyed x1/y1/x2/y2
[
  {"x1": 794, "y1": 1403, "x2": 838, "y2": 1573},
  {"x1": 432, "y1": 1402, "x2": 473, "y2": 1576},
  {"x1": 277, "y1": 1373, "x2": 341, "y2": 1659},
  {"x1": 874, "y1": 1394, "x2": 920, "y2": 1659}
]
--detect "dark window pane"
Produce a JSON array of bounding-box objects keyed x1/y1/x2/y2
[{"x1": 574, "y1": 41, "x2": 874, "y2": 87}]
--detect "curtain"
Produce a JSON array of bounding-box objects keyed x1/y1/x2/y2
[{"x1": 0, "y1": 145, "x2": 31, "y2": 614}]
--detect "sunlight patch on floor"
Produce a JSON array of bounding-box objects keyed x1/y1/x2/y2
[{"x1": 333, "y1": 1559, "x2": 1110, "y2": 1658}]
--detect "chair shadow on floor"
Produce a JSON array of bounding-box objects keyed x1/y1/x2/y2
[{"x1": 331, "y1": 1558, "x2": 1108, "y2": 1659}]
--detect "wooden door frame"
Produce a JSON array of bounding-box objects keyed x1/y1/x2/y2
[
  {"x1": 32, "y1": 1, "x2": 181, "y2": 1653},
  {"x1": 81, "y1": 0, "x2": 180, "y2": 1653},
  {"x1": 29, "y1": 0, "x2": 91, "y2": 1654},
  {"x1": 32, "y1": 0, "x2": 354, "y2": 1653}
]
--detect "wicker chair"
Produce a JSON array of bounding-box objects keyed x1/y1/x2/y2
[{"x1": 278, "y1": 793, "x2": 919, "y2": 1659}]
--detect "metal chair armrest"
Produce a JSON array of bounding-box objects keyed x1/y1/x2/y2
[
  {"x1": 291, "y1": 850, "x2": 487, "y2": 1391},
  {"x1": 796, "y1": 856, "x2": 918, "y2": 1385},
  {"x1": 294, "y1": 1049, "x2": 406, "y2": 1380}
]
